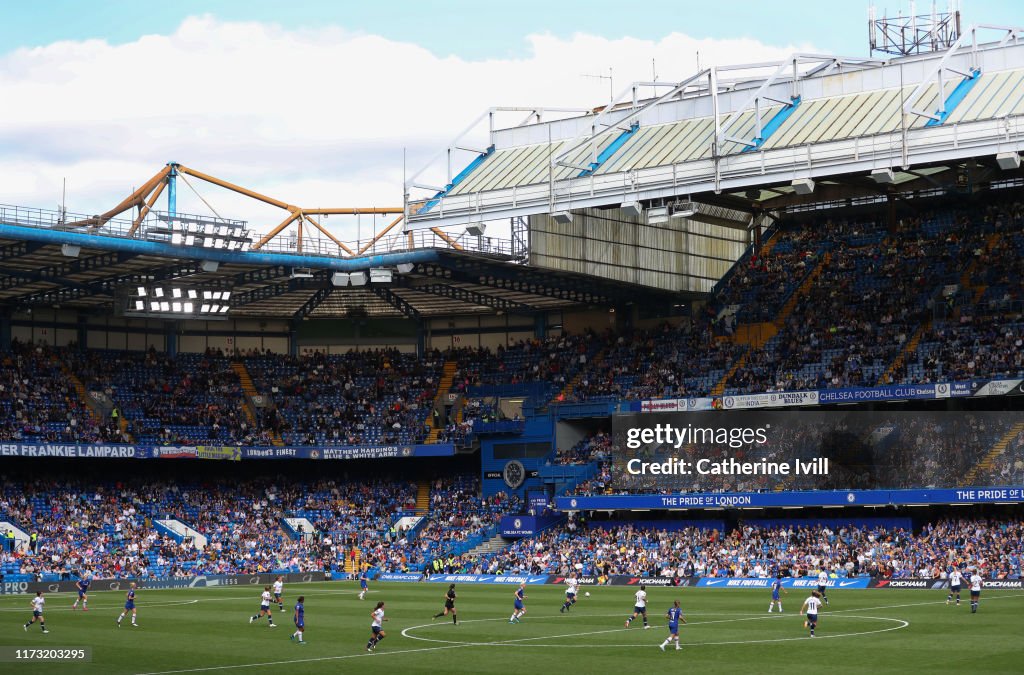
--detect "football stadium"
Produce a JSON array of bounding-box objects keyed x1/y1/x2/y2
[{"x1": 0, "y1": 4, "x2": 1023, "y2": 674}]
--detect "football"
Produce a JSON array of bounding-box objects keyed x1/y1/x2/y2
[{"x1": 585, "y1": 592, "x2": 590, "y2": 597}]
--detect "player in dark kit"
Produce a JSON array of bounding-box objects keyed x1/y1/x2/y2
[
  {"x1": 116, "y1": 583, "x2": 138, "y2": 627},
  {"x1": 290, "y1": 596, "x2": 306, "y2": 644},
  {"x1": 432, "y1": 584, "x2": 458, "y2": 624},
  {"x1": 73, "y1": 576, "x2": 90, "y2": 611}
]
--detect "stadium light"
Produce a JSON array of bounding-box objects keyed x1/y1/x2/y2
[
  {"x1": 791, "y1": 178, "x2": 815, "y2": 195},
  {"x1": 670, "y1": 200, "x2": 696, "y2": 218},
  {"x1": 466, "y1": 224, "x2": 486, "y2": 236},
  {"x1": 396, "y1": 263, "x2": 415, "y2": 274},
  {"x1": 870, "y1": 168, "x2": 895, "y2": 184},
  {"x1": 647, "y1": 206, "x2": 669, "y2": 224},
  {"x1": 995, "y1": 152, "x2": 1021, "y2": 171},
  {"x1": 551, "y1": 211, "x2": 573, "y2": 224},
  {"x1": 369, "y1": 268, "x2": 393, "y2": 283},
  {"x1": 123, "y1": 283, "x2": 233, "y2": 320},
  {"x1": 349, "y1": 271, "x2": 368, "y2": 286},
  {"x1": 144, "y1": 212, "x2": 252, "y2": 252},
  {"x1": 620, "y1": 201, "x2": 643, "y2": 218},
  {"x1": 60, "y1": 244, "x2": 81, "y2": 258}
]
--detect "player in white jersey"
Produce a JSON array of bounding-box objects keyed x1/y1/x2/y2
[
  {"x1": 969, "y1": 571, "x2": 983, "y2": 613},
  {"x1": 249, "y1": 586, "x2": 276, "y2": 627},
  {"x1": 24, "y1": 591, "x2": 49, "y2": 633},
  {"x1": 560, "y1": 575, "x2": 580, "y2": 613},
  {"x1": 625, "y1": 584, "x2": 650, "y2": 629},
  {"x1": 800, "y1": 591, "x2": 823, "y2": 637},
  {"x1": 273, "y1": 576, "x2": 285, "y2": 611},
  {"x1": 366, "y1": 601, "x2": 388, "y2": 652},
  {"x1": 947, "y1": 568, "x2": 964, "y2": 606},
  {"x1": 816, "y1": 571, "x2": 830, "y2": 605}
]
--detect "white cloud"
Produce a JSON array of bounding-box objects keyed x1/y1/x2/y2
[{"x1": 0, "y1": 16, "x2": 813, "y2": 244}]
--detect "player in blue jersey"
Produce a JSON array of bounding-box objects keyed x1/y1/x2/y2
[
  {"x1": 290, "y1": 596, "x2": 306, "y2": 644},
  {"x1": 509, "y1": 583, "x2": 527, "y2": 623},
  {"x1": 116, "y1": 583, "x2": 138, "y2": 628},
  {"x1": 769, "y1": 575, "x2": 788, "y2": 613},
  {"x1": 358, "y1": 568, "x2": 369, "y2": 601},
  {"x1": 73, "y1": 576, "x2": 90, "y2": 611},
  {"x1": 659, "y1": 600, "x2": 686, "y2": 651}
]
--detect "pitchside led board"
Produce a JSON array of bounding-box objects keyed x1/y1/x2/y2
[{"x1": 610, "y1": 410, "x2": 1024, "y2": 495}]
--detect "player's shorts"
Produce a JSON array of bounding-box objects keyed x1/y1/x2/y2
[
  {"x1": 261, "y1": 604, "x2": 270, "y2": 611},
  {"x1": 806, "y1": 613, "x2": 817, "y2": 625},
  {"x1": 294, "y1": 620, "x2": 304, "y2": 628},
  {"x1": 514, "y1": 599, "x2": 524, "y2": 610},
  {"x1": 372, "y1": 625, "x2": 382, "y2": 635},
  {"x1": 445, "y1": 601, "x2": 455, "y2": 610},
  {"x1": 668, "y1": 623, "x2": 679, "y2": 634},
  {"x1": 970, "y1": 589, "x2": 981, "y2": 598},
  {"x1": 634, "y1": 605, "x2": 646, "y2": 614},
  {"x1": 274, "y1": 593, "x2": 282, "y2": 601},
  {"x1": 78, "y1": 590, "x2": 87, "y2": 598},
  {"x1": 33, "y1": 611, "x2": 42, "y2": 618},
  {"x1": 125, "y1": 602, "x2": 135, "y2": 610},
  {"x1": 566, "y1": 591, "x2": 576, "y2": 599},
  {"x1": 772, "y1": 592, "x2": 780, "y2": 600},
  {"x1": 950, "y1": 584, "x2": 961, "y2": 592},
  {"x1": 817, "y1": 585, "x2": 827, "y2": 594},
  {"x1": 361, "y1": 581, "x2": 369, "y2": 589}
]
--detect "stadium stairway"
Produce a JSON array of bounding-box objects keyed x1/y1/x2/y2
[
  {"x1": 714, "y1": 252, "x2": 831, "y2": 395},
  {"x1": 415, "y1": 480, "x2": 431, "y2": 516},
  {"x1": 959, "y1": 232, "x2": 1001, "y2": 308},
  {"x1": 711, "y1": 351, "x2": 746, "y2": 396},
  {"x1": 554, "y1": 346, "x2": 608, "y2": 403},
  {"x1": 880, "y1": 320, "x2": 931, "y2": 385},
  {"x1": 774, "y1": 251, "x2": 832, "y2": 330},
  {"x1": 465, "y1": 533, "x2": 508, "y2": 557},
  {"x1": 344, "y1": 549, "x2": 362, "y2": 575},
  {"x1": 58, "y1": 359, "x2": 131, "y2": 439},
  {"x1": 962, "y1": 421, "x2": 1024, "y2": 486},
  {"x1": 425, "y1": 360, "x2": 458, "y2": 443},
  {"x1": 230, "y1": 360, "x2": 283, "y2": 446}
]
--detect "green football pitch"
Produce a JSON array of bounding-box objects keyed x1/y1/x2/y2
[{"x1": 1, "y1": 581, "x2": 1021, "y2": 674}]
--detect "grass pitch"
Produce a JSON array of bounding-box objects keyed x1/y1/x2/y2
[{"x1": 1, "y1": 581, "x2": 1021, "y2": 674}]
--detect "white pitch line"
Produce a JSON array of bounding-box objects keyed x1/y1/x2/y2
[
  {"x1": 400, "y1": 611, "x2": 908, "y2": 648},
  {"x1": 134, "y1": 644, "x2": 471, "y2": 675},
  {"x1": 0, "y1": 599, "x2": 199, "y2": 612},
  {"x1": 128, "y1": 592, "x2": 1024, "y2": 675}
]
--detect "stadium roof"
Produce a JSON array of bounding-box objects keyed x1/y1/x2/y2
[
  {"x1": 0, "y1": 207, "x2": 684, "y2": 319},
  {"x1": 405, "y1": 26, "x2": 1024, "y2": 229}
]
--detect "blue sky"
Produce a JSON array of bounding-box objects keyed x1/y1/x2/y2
[
  {"x1": 5, "y1": 0, "x2": 1021, "y2": 60},
  {"x1": 0, "y1": 1, "x2": 1020, "y2": 241}
]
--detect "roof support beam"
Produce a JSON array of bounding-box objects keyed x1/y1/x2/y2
[
  {"x1": 412, "y1": 283, "x2": 536, "y2": 314},
  {"x1": 293, "y1": 287, "x2": 333, "y2": 319},
  {"x1": 371, "y1": 287, "x2": 420, "y2": 318},
  {"x1": 0, "y1": 241, "x2": 45, "y2": 262}
]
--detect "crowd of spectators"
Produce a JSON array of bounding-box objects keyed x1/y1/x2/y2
[
  {"x1": 0, "y1": 471, "x2": 523, "y2": 580},
  {"x1": 0, "y1": 343, "x2": 128, "y2": 445},
  {"x1": 446, "y1": 518, "x2": 1023, "y2": 581}
]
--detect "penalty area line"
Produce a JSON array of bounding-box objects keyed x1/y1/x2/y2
[{"x1": 134, "y1": 644, "x2": 474, "y2": 675}]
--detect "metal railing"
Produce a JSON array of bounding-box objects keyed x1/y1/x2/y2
[{"x1": 1, "y1": 203, "x2": 523, "y2": 261}]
